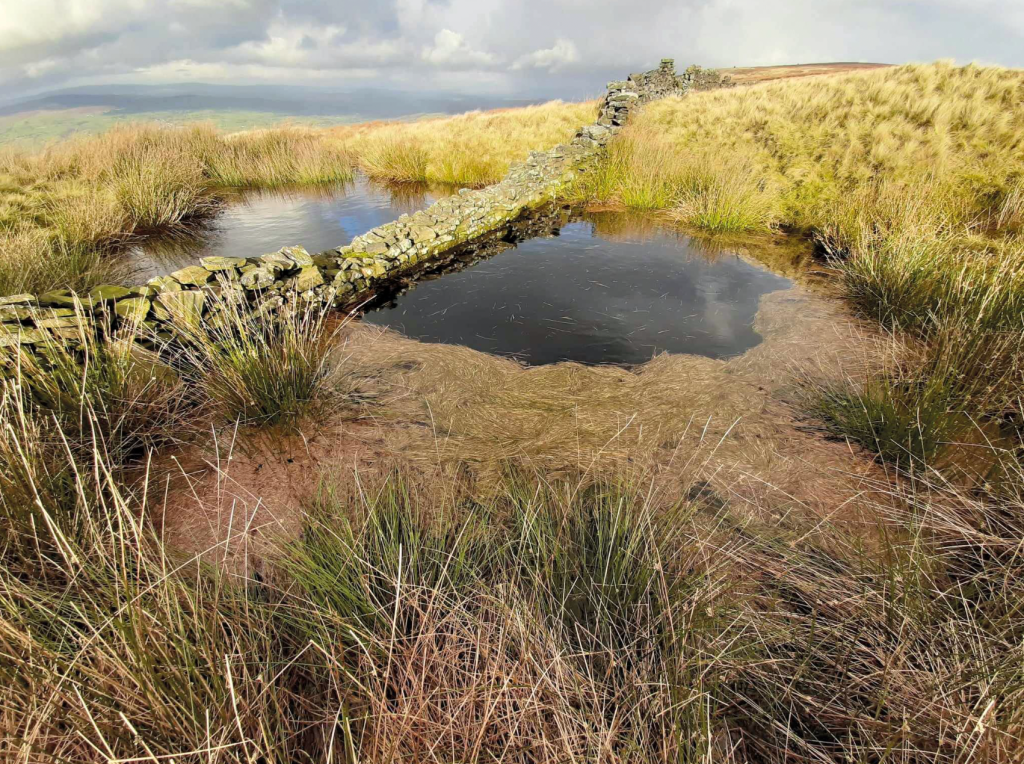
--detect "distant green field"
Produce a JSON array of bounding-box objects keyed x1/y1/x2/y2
[{"x1": 0, "y1": 108, "x2": 364, "y2": 148}]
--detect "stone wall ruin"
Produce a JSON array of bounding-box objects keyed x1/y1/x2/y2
[{"x1": 0, "y1": 59, "x2": 730, "y2": 360}]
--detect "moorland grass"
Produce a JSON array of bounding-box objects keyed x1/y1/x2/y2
[
  {"x1": 333, "y1": 99, "x2": 599, "y2": 187},
  {"x1": 1, "y1": 375, "x2": 1022, "y2": 760},
  {"x1": 578, "y1": 62, "x2": 1024, "y2": 463},
  {"x1": 2, "y1": 60, "x2": 1024, "y2": 761},
  {"x1": 0, "y1": 124, "x2": 353, "y2": 296}
]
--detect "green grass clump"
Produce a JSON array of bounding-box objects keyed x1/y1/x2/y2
[
  {"x1": 837, "y1": 234, "x2": 1024, "y2": 335},
  {"x1": 814, "y1": 232, "x2": 1024, "y2": 466},
  {"x1": 811, "y1": 319, "x2": 1021, "y2": 466},
  {"x1": 173, "y1": 293, "x2": 344, "y2": 426}
]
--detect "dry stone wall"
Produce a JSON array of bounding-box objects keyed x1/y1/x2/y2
[{"x1": 0, "y1": 59, "x2": 727, "y2": 359}]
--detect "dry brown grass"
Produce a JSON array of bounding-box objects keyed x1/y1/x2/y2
[
  {"x1": 721, "y1": 62, "x2": 891, "y2": 84},
  {"x1": 331, "y1": 99, "x2": 599, "y2": 186},
  {"x1": 0, "y1": 123, "x2": 353, "y2": 296}
]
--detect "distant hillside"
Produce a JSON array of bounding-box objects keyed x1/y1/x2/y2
[
  {"x1": 720, "y1": 62, "x2": 891, "y2": 84},
  {"x1": 0, "y1": 83, "x2": 547, "y2": 148}
]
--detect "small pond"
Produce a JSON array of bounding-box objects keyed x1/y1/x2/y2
[
  {"x1": 131, "y1": 178, "x2": 794, "y2": 366},
  {"x1": 127, "y1": 175, "x2": 453, "y2": 281},
  {"x1": 365, "y1": 215, "x2": 793, "y2": 365}
]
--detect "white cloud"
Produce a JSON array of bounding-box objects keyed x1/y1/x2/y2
[
  {"x1": 512, "y1": 38, "x2": 580, "y2": 72},
  {"x1": 0, "y1": 0, "x2": 146, "y2": 59},
  {"x1": 421, "y1": 29, "x2": 495, "y2": 67}
]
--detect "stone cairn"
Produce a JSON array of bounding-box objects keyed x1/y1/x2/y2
[{"x1": 0, "y1": 59, "x2": 730, "y2": 361}]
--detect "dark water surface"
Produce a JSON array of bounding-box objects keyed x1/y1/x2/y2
[
  {"x1": 132, "y1": 180, "x2": 794, "y2": 366},
  {"x1": 365, "y1": 216, "x2": 793, "y2": 365}
]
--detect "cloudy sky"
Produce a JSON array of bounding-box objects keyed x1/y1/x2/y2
[{"x1": 2, "y1": 0, "x2": 1024, "y2": 101}]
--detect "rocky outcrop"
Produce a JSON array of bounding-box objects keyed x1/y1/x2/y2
[{"x1": 0, "y1": 60, "x2": 730, "y2": 361}]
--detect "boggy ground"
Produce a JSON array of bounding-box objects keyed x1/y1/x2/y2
[{"x1": 157, "y1": 254, "x2": 887, "y2": 571}]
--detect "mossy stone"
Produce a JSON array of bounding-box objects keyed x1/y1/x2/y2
[
  {"x1": 280, "y1": 246, "x2": 314, "y2": 267},
  {"x1": 147, "y1": 276, "x2": 182, "y2": 293},
  {"x1": 200, "y1": 256, "x2": 247, "y2": 271},
  {"x1": 0, "y1": 306, "x2": 33, "y2": 321},
  {"x1": 0, "y1": 294, "x2": 34, "y2": 306},
  {"x1": 115, "y1": 297, "x2": 152, "y2": 321},
  {"x1": 171, "y1": 266, "x2": 213, "y2": 286},
  {"x1": 89, "y1": 285, "x2": 132, "y2": 303},
  {"x1": 157, "y1": 291, "x2": 206, "y2": 325},
  {"x1": 38, "y1": 291, "x2": 82, "y2": 308},
  {"x1": 293, "y1": 266, "x2": 324, "y2": 292},
  {"x1": 33, "y1": 315, "x2": 86, "y2": 329},
  {"x1": 241, "y1": 267, "x2": 276, "y2": 289}
]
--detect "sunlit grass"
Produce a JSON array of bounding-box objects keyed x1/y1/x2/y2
[
  {"x1": 333, "y1": 99, "x2": 599, "y2": 186},
  {"x1": 586, "y1": 62, "x2": 1024, "y2": 242},
  {"x1": 171, "y1": 292, "x2": 348, "y2": 426},
  {"x1": 0, "y1": 124, "x2": 354, "y2": 296}
]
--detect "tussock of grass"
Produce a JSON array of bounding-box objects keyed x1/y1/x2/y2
[
  {"x1": 0, "y1": 124, "x2": 353, "y2": 296},
  {"x1": 334, "y1": 99, "x2": 599, "y2": 186},
  {"x1": 173, "y1": 292, "x2": 346, "y2": 426}
]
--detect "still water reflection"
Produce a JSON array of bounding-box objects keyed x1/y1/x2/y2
[
  {"x1": 364, "y1": 215, "x2": 793, "y2": 365},
  {"x1": 130, "y1": 179, "x2": 795, "y2": 366},
  {"x1": 128, "y1": 175, "x2": 453, "y2": 281}
]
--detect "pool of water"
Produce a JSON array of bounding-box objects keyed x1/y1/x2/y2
[
  {"x1": 127, "y1": 175, "x2": 454, "y2": 281},
  {"x1": 131, "y1": 181, "x2": 796, "y2": 366},
  {"x1": 364, "y1": 213, "x2": 793, "y2": 365}
]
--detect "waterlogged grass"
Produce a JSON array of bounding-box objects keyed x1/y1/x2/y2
[
  {"x1": 0, "y1": 123, "x2": 353, "y2": 296},
  {"x1": 334, "y1": 99, "x2": 599, "y2": 187}
]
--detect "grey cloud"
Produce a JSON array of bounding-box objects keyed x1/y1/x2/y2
[{"x1": 1, "y1": 0, "x2": 1023, "y2": 101}]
